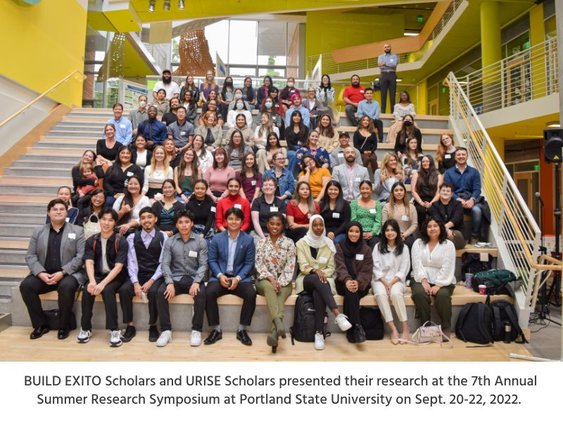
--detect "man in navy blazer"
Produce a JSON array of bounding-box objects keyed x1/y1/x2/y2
[
  {"x1": 205, "y1": 207, "x2": 256, "y2": 346},
  {"x1": 20, "y1": 199, "x2": 86, "y2": 340}
]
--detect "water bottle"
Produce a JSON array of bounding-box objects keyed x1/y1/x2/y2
[{"x1": 503, "y1": 321, "x2": 511, "y2": 343}]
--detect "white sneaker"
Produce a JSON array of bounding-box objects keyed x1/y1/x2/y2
[
  {"x1": 109, "y1": 330, "x2": 122, "y2": 347},
  {"x1": 156, "y1": 330, "x2": 172, "y2": 347},
  {"x1": 190, "y1": 330, "x2": 202, "y2": 347},
  {"x1": 76, "y1": 329, "x2": 91, "y2": 344},
  {"x1": 335, "y1": 314, "x2": 352, "y2": 331},
  {"x1": 314, "y1": 333, "x2": 325, "y2": 351}
]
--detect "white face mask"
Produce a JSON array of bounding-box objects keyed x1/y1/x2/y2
[
  {"x1": 265, "y1": 101, "x2": 273, "y2": 109},
  {"x1": 139, "y1": 101, "x2": 146, "y2": 108},
  {"x1": 236, "y1": 102, "x2": 244, "y2": 110},
  {"x1": 287, "y1": 82, "x2": 294, "y2": 88},
  {"x1": 235, "y1": 93, "x2": 242, "y2": 99}
]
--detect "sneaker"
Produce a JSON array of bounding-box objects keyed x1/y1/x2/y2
[
  {"x1": 109, "y1": 330, "x2": 122, "y2": 347},
  {"x1": 148, "y1": 325, "x2": 160, "y2": 342},
  {"x1": 314, "y1": 333, "x2": 325, "y2": 350},
  {"x1": 121, "y1": 325, "x2": 136, "y2": 343},
  {"x1": 156, "y1": 330, "x2": 172, "y2": 347},
  {"x1": 190, "y1": 330, "x2": 202, "y2": 347},
  {"x1": 335, "y1": 314, "x2": 352, "y2": 331},
  {"x1": 76, "y1": 329, "x2": 91, "y2": 344}
]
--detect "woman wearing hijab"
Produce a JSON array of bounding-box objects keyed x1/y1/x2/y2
[
  {"x1": 372, "y1": 219, "x2": 411, "y2": 344},
  {"x1": 296, "y1": 215, "x2": 353, "y2": 350},
  {"x1": 335, "y1": 222, "x2": 373, "y2": 343}
]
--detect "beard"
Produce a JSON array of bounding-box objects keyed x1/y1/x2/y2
[
  {"x1": 352, "y1": 82, "x2": 359, "y2": 87},
  {"x1": 163, "y1": 76, "x2": 172, "y2": 83}
]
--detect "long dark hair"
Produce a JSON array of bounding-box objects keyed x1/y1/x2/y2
[
  {"x1": 227, "y1": 129, "x2": 246, "y2": 155},
  {"x1": 420, "y1": 216, "x2": 448, "y2": 244},
  {"x1": 300, "y1": 153, "x2": 320, "y2": 173},
  {"x1": 240, "y1": 152, "x2": 260, "y2": 181},
  {"x1": 110, "y1": 145, "x2": 133, "y2": 177},
  {"x1": 177, "y1": 148, "x2": 200, "y2": 187},
  {"x1": 122, "y1": 175, "x2": 142, "y2": 208},
  {"x1": 378, "y1": 219, "x2": 405, "y2": 256},
  {"x1": 416, "y1": 154, "x2": 439, "y2": 193},
  {"x1": 319, "y1": 180, "x2": 346, "y2": 214}
]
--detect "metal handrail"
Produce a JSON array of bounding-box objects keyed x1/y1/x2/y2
[
  {"x1": 0, "y1": 70, "x2": 85, "y2": 129},
  {"x1": 446, "y1": 72, "x2": 561, "y2": 313}
]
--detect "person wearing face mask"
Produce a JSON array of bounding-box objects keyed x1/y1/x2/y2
[
  {"x1": 261, "y1": 97, "x2": 284, "y2": 134},
  {"x1": 393, "y1": 114, "x2": 422, "y2": 157},
  {"x1": 241, "y1": 77, "x2": 257, "y2": 109},
  {"x1": 343, "y1": 74, "x2": 365, "y2": 127},
  {"x1": 152, "y1": 70, "x2": 180, "y2": 101},
  {"x1": 257, "y1": 76, "x2": 273, "y2": 107},
  {"x1": 219, "y1": 76, "x2": 235, "y2": 121},
  {"x1": 284, "y1": 94, "x2": 310, "y2": 129},
  {"x1": 279, "y1": 77, "x2": 298, "y2": 117},
  {"x1": 227, "y1": 88, "x2": 250, "y2": 111},
  {"x1": 227, "y1": 99, "x2": 253, "y2": 128},
  {"x1": 129, "y1": 95, "x2": 148, "y2": 138}
]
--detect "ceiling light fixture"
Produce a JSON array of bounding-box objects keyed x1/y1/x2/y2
[
  {"x1": 148, "y1": 0, "x2": 155, "y2": 12},
  {"x1": 164, "y1": 0, "x2": 171, "y2": 11},
  {"x1": 178, "y1": 0, "x2": 185, "y2": 10}
]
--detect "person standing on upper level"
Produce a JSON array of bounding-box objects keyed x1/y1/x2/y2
[{"x1": 377, "y1": 43, "x2": 399, "y2": 114}]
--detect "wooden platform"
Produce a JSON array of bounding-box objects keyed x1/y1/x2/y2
[{"x1": 0, "y1": 326, "x2": 531, "y2": 362}]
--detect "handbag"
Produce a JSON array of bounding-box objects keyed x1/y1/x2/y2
[
  {"x1": 43, "y1": 309, "x2": 77, "y2": 331},
  {"x1": 408, "y1": 321, "x2": 452, "y2": 347}
]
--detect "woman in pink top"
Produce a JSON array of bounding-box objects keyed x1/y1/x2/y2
[{"x1": 204, "y1": 147, "x2": 236, "y2": 202}]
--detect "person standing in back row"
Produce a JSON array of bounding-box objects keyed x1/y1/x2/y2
[{"x1": 378, "y1": 43, "x2": 398, "y2": 114}]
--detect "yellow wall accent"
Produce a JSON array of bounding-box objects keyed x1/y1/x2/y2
[
  {"x1": 416, "y1": 79, "x2": 427, "y2": 115},
  {"x1": 305, "y1": 10, "x2": 404, "y2": 59},
  {"x1": 0, "y1": 0, "x2": 87, "y2": 106},
  {"x1": 529, "y1": 4, "x2": 546, "y2": 99},
  {"x1": 480, "y1": 2, "x2": 502, "y2": 70}
]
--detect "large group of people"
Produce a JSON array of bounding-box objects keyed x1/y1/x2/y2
[{"x1": 20, "y1": 65, "x2": 490, "y2": 354}]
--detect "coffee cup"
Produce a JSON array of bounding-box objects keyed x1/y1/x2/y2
[{"x1": 478, "y1": 284, "x2": 487, "y2": 295}]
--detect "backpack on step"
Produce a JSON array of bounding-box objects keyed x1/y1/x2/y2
[
  {"x1": 473, "y1": 269, "x2": 517, "y2": 295},
  {"x1": 490, "y1": 300, "x2": 528, "y2": 343},
  {"x1": 455, "y1": 302, "x2": 494, "y2": 344},
  {"x1": 461, "y1": 252, "x2": 493, "y2": 281},
  {"x1": 358, "y1": 307, "x2": 384, "y2": 340},
  {"x1": 290, "y1": 292, "x2": 329, "y2": 343}
]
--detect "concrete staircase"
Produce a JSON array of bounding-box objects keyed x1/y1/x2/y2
[{"x1": 0, "y1": 107, "x2": 493, "y2": 334}]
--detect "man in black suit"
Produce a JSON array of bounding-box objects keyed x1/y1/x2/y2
[{"x1": 20, "y1": 198, "x2": 86, "y2": 340}]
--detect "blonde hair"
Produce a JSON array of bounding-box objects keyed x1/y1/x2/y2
[
  {"x1": 149, "y1": 145, "x2": 171, "y2": 177},
  {"x1": 381, "y1": 152, "x2": 402, "y2": 178}
]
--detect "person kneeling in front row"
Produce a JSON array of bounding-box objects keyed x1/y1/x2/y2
[
  {"x1": 205, "y1": 207, "x2": 256, "y2": 346},
  {"x1": 157, "y1": 210, "x2": 208, "y2": 347}
]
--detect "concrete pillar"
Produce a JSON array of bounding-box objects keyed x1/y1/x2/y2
[{"x1": 480, "y1": 1, "x2": 502, "y2": 112}]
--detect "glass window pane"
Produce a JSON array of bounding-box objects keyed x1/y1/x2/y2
[
  {"x1": 205, "y1": 20, "x2": 229, "y2": 63},
  {"x1": 229, "y1": 20, "x2": 257, "y2": 64}
]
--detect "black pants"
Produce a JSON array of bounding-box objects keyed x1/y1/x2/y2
[
  {"x1": 380, "y1": 72, "x2": 397, "y2": 114},
  {"x1": 303, "y1": 274, "x2": 337, "y2": 333},
  {"x1": 118, "y1": 277, "x2": 162, "y2": 326},
  {"x1": 20, "y1": 274, "x2": 79, "y2": 330},
  {"x1": 205, "y1": 281, "x2": 256, "y2": 327},
  {"x1": 286, "y1": 227, "x2": 308, "y2": 243},
  {"x1": 157, "y1": 275, "x2": 206, "y2": 332},
  {"x1": 373, "y1": 118, "x2": 384, "y2": 144},
  {"x1": 81, "y1": 277, "x2": 126, "y2": 331},
  {"x1": 335, "y1": 282, "x2": 370, "y2": 325}
]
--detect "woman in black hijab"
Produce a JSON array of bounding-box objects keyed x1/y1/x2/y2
[{"x1": 334, "y1": 222, "x2": 374, "y2": 343}]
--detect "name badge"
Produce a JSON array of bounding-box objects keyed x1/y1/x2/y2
[
  {"x1": 180, "y1": 131, "x2": 187, "y2": 136},
  {"x1": 65, "y1": 218, "x2": 70, "y2": 223},
  {"x1": 188, "y1": 250, "x2": 198, "y2": 258},
  {"x1": 211, "y1": 206, "x2": 216, "y2": 212},
  {"x1": 319, "y1": 256, "x2": 328, "y2": 264},
  {"x1": 359, "y1": 90, "x2": 365, "y2": 94},
  {"x1": 401, "y1": 215, "x2": 409, "y2": 222},
  {"x1": 355, "y1": 254, "x2": 364, "y2": 261},
  {"x1": 445, "y1": 154, "x2": 451, "y2": 159},
  {"x1": 332, "y1": 212, "x2": 340, "y2": 219},
  {"x1": 234, "y1": 204, "x2": 242, "y2": 209},
  {"x1": 120, "y1": 124, "x2": 126, "y2": 129},
  {"x1": 354, "y1": 177, "x2": 361, "y2": 182},
  {"x1": 279, "y1": 140, "x2": 288, "y2": 147},
  {"x1": 251, "y1": 180, "x2": 257, "y2": 186},
  {"x1": 338, "y1": 153, "x2": 344, "y2": 158},
  {"x1": 270, "y1": 206, "x2": 278, "y2": 212},
  {"x1": 68, "y1": 233, "x2": 76, "y2": 240},
  {"x1": 369, "y1": 208, "x2": 377, "y2": 214},
  {"x1": 126, "y1": 171, "x2": 133, "y2": 177}
]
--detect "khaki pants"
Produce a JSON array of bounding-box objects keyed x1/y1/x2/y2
[{"x1": 256, "y1": 279, "x2": 293, "y2": 331}]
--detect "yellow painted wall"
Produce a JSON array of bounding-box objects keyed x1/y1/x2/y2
[
  {"x1": 0, "y1": 0, "x2": 87, "y2": 106},
  {"x1": 305, "y1": 10, "x2": 404, "y2": 60}
]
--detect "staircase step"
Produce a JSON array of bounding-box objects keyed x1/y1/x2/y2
[
  {"x1": 4, "y1": 167, "x2": 70, "y2": 177},
  {"x1": 0, "y1": 213, "x2": 44, "y2": 225},
  {"x1": 18, "y1": 155, "x2": 78, "y2": 164},
  {"x1": 27, "y1": 147, "x2": 87, "y2": 157},
  {"x1": 0, "y1": 185, "x2": 61, "y2": 195},
  {"x1": 0, "y1": 203, "x2": 47, "y2": 214},
  {"x1": 11, "y1": 160, "x2": 83, "y2": 170},
  {"x1": 0, "y1": 224, "x2": 37, "y2": 237},
  {"x1": 0, "y1": 250, "x2": 27, "y2": 265},
  {"x1": 0, "y1": 176, "x2": 72, "y2": 186},
  {"x1": 0, "y1": 193, "x2": 54, "y2": 203},
  {"x1": 0, "y1": 265, "x2": 29, "y2": 279},
  {"x1": 0, "y1": 237, "x2": 31, "y2": 249}
]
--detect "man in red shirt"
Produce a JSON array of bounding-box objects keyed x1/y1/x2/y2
[{"x1": 343, "y1": 74, "x2": 365, "y2": 126}]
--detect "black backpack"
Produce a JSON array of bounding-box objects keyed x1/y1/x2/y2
[
  {"x1": 359, "y1": 307, "x2": 384, "y2": 340},
  {"x1": 455, "y1": 302, "x2": 494, "y2": 344},
  {"x1": 461, "y1": 253, "x2": 493, "y2": 280},
  {"x1": 490, "y1": 300, "x2": 528, "y2": 343},
  {"x1": 290, "y1": 292, "x2": 328, "y2": 343},
  {"x1": 473, "y1": 269, "x2": 517, "y2": 295}
]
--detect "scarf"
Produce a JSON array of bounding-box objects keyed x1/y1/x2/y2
[
  {"x1": 339, "y1": 222, "x2": 365, "y2": 279},
  {"x1": 303, "y1": 215, "x2": 336, "y2": 254}
]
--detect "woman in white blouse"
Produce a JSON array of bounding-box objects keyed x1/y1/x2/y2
[
  {"x1": 410, "y1": 216, "x2": 456, "y2": 337},
  {"x1": 372, "y1": 219, "x2": 411, "y2": 344},
  {"x1": 142, "y1": 145, "x2": 173, "y2": 199}
]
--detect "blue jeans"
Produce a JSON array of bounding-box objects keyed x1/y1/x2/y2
[{"x1": 287, "y1": 150, "x2": 297, "y2": 176}]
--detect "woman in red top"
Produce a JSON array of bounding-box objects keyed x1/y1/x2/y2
[
  {"x1": 215, "y1": 177, "x2": 251, "y2": 232},
  {"x1": 286, "y1": 181, "x2": 320, "y2": 243}
]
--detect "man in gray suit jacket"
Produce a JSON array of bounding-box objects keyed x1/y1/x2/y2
[
  {"x1": 20, "y1": 199, "x2": 86, "y2": 340},
  {"x1": 331, "y1": 146, "x2": 371, "y2": 201}
]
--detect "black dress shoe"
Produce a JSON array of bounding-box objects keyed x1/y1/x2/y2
[
  {"x1": 204, "y1": 329, "x2": 222, "y2": 345},
  {"x1": 354, "y1": 324, "x2": 367, "y2": 343},
  {"x1": 57, "y1": 329, "x2": 69, "y2": 340},
  {"x1": 121, "y1": 325, "x2": 136, "y2": 343},
  {"x1": 236, "y1": 329, "x2": 252, "y2": 346},
  {"x1": 148, "y1": 325, "x2": 160, "y2": 342},
  {"x1": 30, "y1": 326, "x2": 50, "y2": 340}
]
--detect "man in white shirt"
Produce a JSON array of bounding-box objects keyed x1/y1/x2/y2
[{"x1": 152, "y1": 70, "x2": 180, "y2": 101}]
